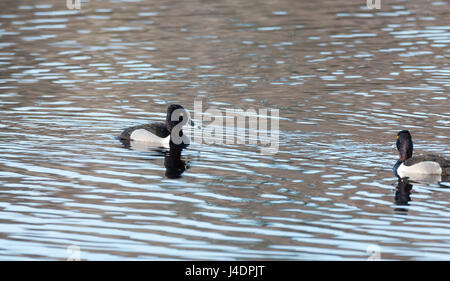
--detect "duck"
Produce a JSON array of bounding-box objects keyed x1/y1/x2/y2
[
  {"x1": 119, "y1": 104, "x2": 194, "y2": 148},
  {"x1": 393, "y1": 130, "x2": 450, "y2": 180}
]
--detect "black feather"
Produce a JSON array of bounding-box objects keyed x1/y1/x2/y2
[{"x1": 119, "y1": 122, "x2": 170, "y2": 141}]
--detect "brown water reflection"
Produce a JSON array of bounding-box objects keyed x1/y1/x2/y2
[{"x1": 0, "y1": 0, "x2": 449, "y2": 260}]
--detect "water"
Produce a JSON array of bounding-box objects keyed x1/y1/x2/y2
[{"x1": 0, "y1": 0, "x2": 449, "y2": 260}]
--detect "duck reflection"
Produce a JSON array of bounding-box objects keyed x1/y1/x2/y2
[
  {"x1": 394, "y1": 177, "x2": 413, "y2": 211},
  {"x1": 394, "y1": 175, "x2": 450, "y2": 212},
  {"x1": 164, "y1": 145, "x2": 189, "y2": 179},
  {"x1": 119, "y1": 139, "x2": 190, "y2": 179}
]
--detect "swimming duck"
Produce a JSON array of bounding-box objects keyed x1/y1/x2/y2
[
  {"x1": 393, "y1": 130, "x2": 450, "y2": 179},
  {"x1": 119, "y1": 104, "x2": 193, "y2": 148}
]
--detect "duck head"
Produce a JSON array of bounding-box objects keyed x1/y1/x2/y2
[
  {"x1": 165, "y1": 104, "x2": 195, "y2": 134},
  {"x1": 396, "y1": 130, "x2": 413, "y2": 162}
]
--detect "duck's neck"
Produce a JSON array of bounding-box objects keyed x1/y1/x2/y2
[
  {"x1": 394, "y1": 153, "x2": 409, "y2": 175},
  {"x1": 394, "y1": 151, "x2": 412, "y2": 176},
  {"x1": 167, "y1": 127, "x2": 188, "y2": 149},
  {"x1": 167, "y1": 128, "x2": 184, "y2": 138},
  {"x1": 166, "y1": 120, "x2": 184, "y2": 138},
  {"x1": 398, "y1": 154, "x2": 408, "y2": 163},
  {"x1": 393, "y1": 161, "x2": 403, "y2": 176}
]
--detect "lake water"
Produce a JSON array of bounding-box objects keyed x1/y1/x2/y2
[{"x1": 0, "y1": 0, "x2": 449, "y2": 260}]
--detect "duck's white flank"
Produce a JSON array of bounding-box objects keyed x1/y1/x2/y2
[
  {"x1": 130, "y1": 129, "x2": 170, "y2": 147},
  {"x1": 397, "y1": 161, "x2": 442, "y2": 176}
]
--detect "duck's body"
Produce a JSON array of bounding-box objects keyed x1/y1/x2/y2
[
  {"x1": 118, "y1": 104, "x2": 192, "y2": 148},
  {"x1": 397, "y1": 154, "x2": 449, "y2": 176},
  {"x1": 393, "y1": 130, "x2": 450, "y2": 180},
  {"x1": 397, "y1": 160, "x2": 442, "y2": 176},
  {"x1": 119, "y1": 122, "x2": 171, "y2": 147}
]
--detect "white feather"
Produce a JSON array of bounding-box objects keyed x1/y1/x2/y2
[
  {"x1": 130, "y1": 129, "x2": 170, "y2": 148},
  {"x1": 397, "y1": 161, "x2": 442, "y2": 176}
]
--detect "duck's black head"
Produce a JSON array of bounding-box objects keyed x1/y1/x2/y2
[
  {"x1": 165, "y1": 104, "x2": 188, "y2": 133},
  {"x1": 396, "y1": 130, "x2": 413, "y2": 162}
]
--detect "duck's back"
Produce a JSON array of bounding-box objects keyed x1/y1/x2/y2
[
  {"x1": 403, "y1": 154, "x2": 450, "y2": 176},
  {"x1": 119, "y1": 122, "x2": 170, "y2": 141}
]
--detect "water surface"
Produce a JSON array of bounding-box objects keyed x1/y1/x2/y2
[{"x1": 0, "y1": 0, "x2": 449, "y2": 260}]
